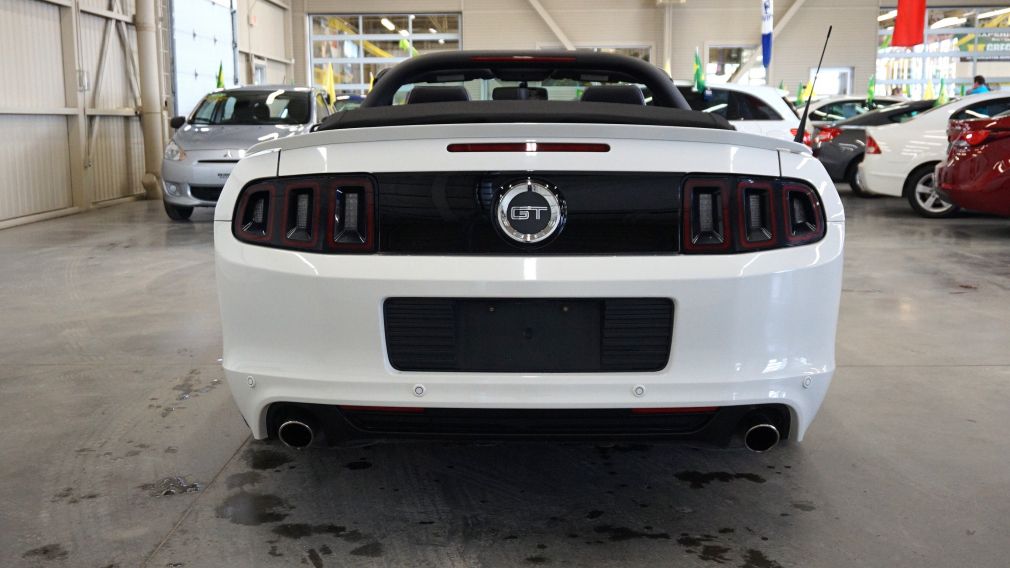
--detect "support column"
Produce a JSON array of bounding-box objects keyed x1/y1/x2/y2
[{"x1": 136, "y1": 0, "x2": 164, "y2": 199}]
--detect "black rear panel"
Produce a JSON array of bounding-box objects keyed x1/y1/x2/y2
[
  {"x1": 375, "y1": 171, "x2": 682, "y2": 254},
  {"x1": 384, "y1": 297, "x2": 673, "y2": 372}
]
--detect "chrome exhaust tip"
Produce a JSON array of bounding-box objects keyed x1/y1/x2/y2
[
  {"x1": 743, "y1": 423, "x2": 780, "y2": 453},
  {"x1": 277, "y1": 420, "x2": 314, "y2": 449}
]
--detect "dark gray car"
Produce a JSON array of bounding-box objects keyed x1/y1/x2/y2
[{"x1": 813, "y1": 100, "x2": 936, "y2": 195}]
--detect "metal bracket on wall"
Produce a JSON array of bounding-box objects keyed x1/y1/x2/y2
[{"x1": 85, "y1": 0, "x2": 142, "y2": 168}]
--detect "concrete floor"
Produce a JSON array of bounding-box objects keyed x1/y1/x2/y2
[{"x1": 2, "y1": 190, "x2": 1009, "y2": 568}]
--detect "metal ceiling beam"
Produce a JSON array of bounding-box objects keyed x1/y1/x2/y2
[{"x1": 526, "y1": 0, "x2": 575, "y2": 50}]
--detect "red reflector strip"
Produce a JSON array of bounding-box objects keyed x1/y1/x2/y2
[
  {"x1": 631, "y1": 406, "x2": 720, "y2": 415},
  {"x1": 338, "y1": 405, "x2": 426, "y2": 414},
  {"x1": 470, "y1": 55, "x2": 577, "y2": 63},
  {"x1": 447, "y1": 142, "x2": 610, "y2": 153}
]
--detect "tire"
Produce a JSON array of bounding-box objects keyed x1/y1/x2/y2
[
  {"x1": 844, "y1": 158, "x2": 874, "y2": 197},
  {"x1": 904, "y1": 164, "x2": 959, "y2": 219},
  {"x1": 163, "y1": 201, "x2": 194, "y2": 221}
]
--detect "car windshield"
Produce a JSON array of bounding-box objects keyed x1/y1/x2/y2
[{"x1": 190, "y1": 90, "x2": 311, "y2": 125}]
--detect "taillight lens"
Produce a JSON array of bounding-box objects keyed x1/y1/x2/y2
[
  {"x1": 815, "y1": 127, "x2": 843, "y2": 144},
  {"x1": 682, "y1": 175, "x2": 826, "y2": 254},
  {"x1": 865, "y1": 135, "x2": 881, "y2": 154},
  {"x1": 233, "y1": 176, "x2": 376, "y2": 252},
  {"x1": 790, "y1": 128, "x2": 812, "y2": 146},
  {"x1": 962, "y1": 130, "x2": 991, "y2": 146}
]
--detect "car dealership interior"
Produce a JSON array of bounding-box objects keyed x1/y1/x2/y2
[{"x1": 2, "y1": 1, "x2": 1010, "y2": 566}]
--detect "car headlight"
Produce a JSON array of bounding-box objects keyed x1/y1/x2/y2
[{"x1": 164, "y1": 140, "x2": 186, "y2": 161}]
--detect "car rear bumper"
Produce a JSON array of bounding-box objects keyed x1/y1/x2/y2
[
  {"x1": 858, "y1": 161, "x2": 904, "y2": 197},
  {"x1": 937, "y1": 152, "x2": 1010, "y2": 217},
  {"x1": 216, "y1": 222, "x2": 844, "y2": 443}
]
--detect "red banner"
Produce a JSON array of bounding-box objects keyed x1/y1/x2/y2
[{"x1": 892, "y1": 0, "x2": 926, "y2": 47}]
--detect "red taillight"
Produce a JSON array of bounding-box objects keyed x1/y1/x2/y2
[
  {"x1": 682, "y1": 175, "x2": 825, "y2": 254},
  {"x1": 865, "y1": 135, "x2": 881, "y2": 154},
  {"x1": 631, "y1": 406, "x2": 720, "y2": 415},
  {"x1": 962, "y1": 130, "x2": 991, "y2": 146},
  {"x1": 815, "y1": 127, "x2": 842, "y2": 144},
  {"x1": 447, "y1": 142, "x2": 610, "y2": 153},
  {"x1": 790, "y1": 128, "x2": 812, "y2": 146},
  {"x1": 233, "y1": 176, "x2": 376, "y2": 253}
]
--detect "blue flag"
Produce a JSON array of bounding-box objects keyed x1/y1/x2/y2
[{"x1": 762, "y1": 0, "x2": 774, "y2": 69}]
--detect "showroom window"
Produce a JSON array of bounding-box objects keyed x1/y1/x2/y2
[
  {"x1": 877, "y1": 6, "x2": 1010, "y2": 98},
  {"x1": 706, "y1": 45, "x2": 766, "y2": 85},
  {"x1": 308, "y1": 14, "x2": 461, "y2": 94}
]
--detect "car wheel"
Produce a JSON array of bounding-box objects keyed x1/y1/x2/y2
[
  {"x1": 904, "y1": 164, "x2": 959, "y2": 218},
  {"x1": 845, "y1": 159, "x2": 874, "y2": 197},
  {"x1": 164, "y1": 202, "x2": 194, "y2": 221}
]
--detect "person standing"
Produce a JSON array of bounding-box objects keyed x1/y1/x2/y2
[{"x1": 968, "y1": 75, "x2": 990, "y2": 95}]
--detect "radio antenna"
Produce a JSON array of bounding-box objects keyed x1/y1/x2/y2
[{"x1": 794, "y1": 25, "x2": 833, "y2": 144}]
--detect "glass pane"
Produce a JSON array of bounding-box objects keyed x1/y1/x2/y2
[
  {"x1": 413, "y1": 14, "x2": 459, "y2": 35},
  {"x1": 312, "y1": 39, "x2": 361, "y2": 59},
  {"x1": 313, "y1": 63, "x2": 361, "y2": 87},
  {"x1": 362, "y1": 39, "x2": 414, "y2": 59},
  {"x1": 312, "y1": 16, "x2": 358, "y2": 36},
  {"x1": 361, "y1": 15, "x2": 409, "y2": 35},
  {"x1": 410, "y1": 39, "x2": 459, "y2": 55},
  {"x1": 362, "y1": 62, "x2": 398, "y2": 85},
  {"x1": 706, "y1": 46, "x2": 757, "y2": 84}
]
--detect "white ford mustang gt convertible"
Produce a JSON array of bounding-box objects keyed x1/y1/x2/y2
[{"x1": 214, "y1": 51, "x2": 844, "y2": 453}]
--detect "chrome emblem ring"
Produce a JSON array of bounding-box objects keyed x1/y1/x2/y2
[{"x1": 495, "y1": 179, "x2": 565, "y2": 244}]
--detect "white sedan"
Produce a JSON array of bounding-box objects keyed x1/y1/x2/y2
[
  {"x1": 859, "y1": 91, "x2": 1010, "y2": 217},
  {"x1": 676, "y1": 81, "x2": 800, "y2": 141},
  {"x1": 214, "y1": 51, "x2": 844, "y2": 453}
]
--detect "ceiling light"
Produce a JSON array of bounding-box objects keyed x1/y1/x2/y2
[
  {"x1": 428, "y1": 27, "x2": 437, "y2": 34},
  {"x1": 398, "y1": 29, "x2": 409, "y2": 37},
  {"x1": 930, "y1": 16, "x2": 966, "y2": 29},
  {"x1": 877, "y1": 10, "x2": 897, "y2": 22},
  {"x1": 979, "y1": 7, "x2": 1010, "y2": 19},
  {"x1": 380, "y1": 18, "x2": 395, "y2": 30},
  {"x1": 438, "y1": 39, "x2": 445, "y2": 44}
]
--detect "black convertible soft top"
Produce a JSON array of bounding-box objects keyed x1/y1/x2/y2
[{"x1": 317, "y1": 100, "x2": 733, "y2": 131}]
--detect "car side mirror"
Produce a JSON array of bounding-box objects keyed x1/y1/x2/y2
[{"x1": 169, "y1": 116, "x2": 186, "y2": 129}]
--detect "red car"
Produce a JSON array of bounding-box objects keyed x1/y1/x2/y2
[{"x1": 936, "y1": 112, "x2": 1010, "y2": 217}]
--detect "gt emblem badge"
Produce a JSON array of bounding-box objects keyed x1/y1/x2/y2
[{"x1": 496, "y1": 179, "x2": 565, "y2": 244}]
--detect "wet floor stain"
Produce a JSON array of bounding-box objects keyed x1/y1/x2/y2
[
  {"x1": 349, "y1": 542, "x2": 383, "y2": 557},
  {"x1": 593, "y1": 525, "x2": 671, "y2": 542},
  {"x1": 586, "y1": 510, "x2": 604, "y2": 519},
  {"x1": 173, "y1": 369, "x2": 222, "y2": 401},
  {"x1": 50, "y1": 487, "x2": 100, "y2": 504},
  {"x1": 741, "y1": 549, "x2": 784, "y2": 568},
  {"x1": 525, "y1": 555, "x2": 549, "y2": 564},
  {"x1": 22, "y1": 543, "x2": 69, "y2": 561},
  {"x1": 345, "y1": 460, "x2": 372, "y2": 470},
  {"x1": 226, "y1": 471, "x2": 263, "y2": 490},
  {"x1": 271, "y1": 523, "x2": 364, "y2": 543},
  {"x1": 791, "y1": 500, "x2": 816, "y2": 512},
  {"x1": 246, "y1": 447, "x2": 294, "y2": 470},
  {"x1": 215, "y1": 492, "x2": 291, "y2": 525},
  {"x1": 306, "y1": 548, "x2": 324, "y2": 567},
  {"x1": 673, "y1": 471, "x2": 767, "y2": 489},
  {"x1": 140, "y1": 476, "x2": 202, "y2": 497}
]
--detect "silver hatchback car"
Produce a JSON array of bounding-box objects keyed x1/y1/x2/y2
[{"x1": 161, "y1": 86, "x2": 362, "y2": 220}]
